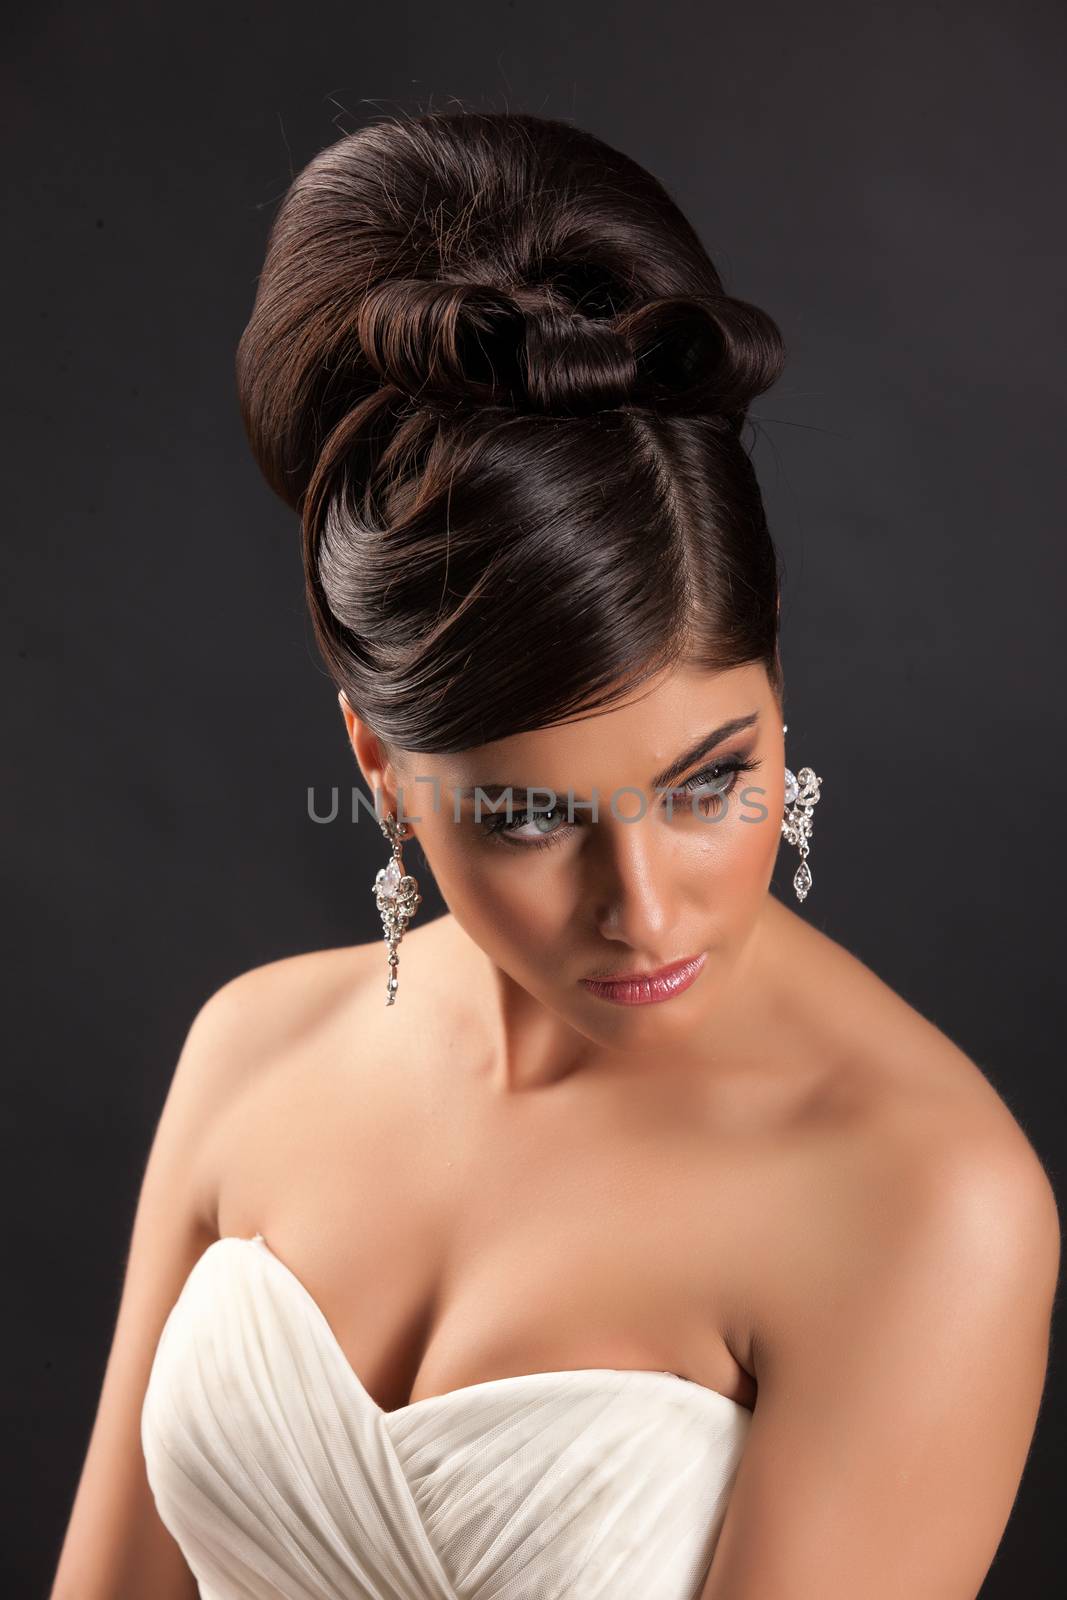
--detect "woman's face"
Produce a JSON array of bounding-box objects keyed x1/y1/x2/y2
[{"x1": 347, "y1": 660, "x2": 785, "y2": 1053}]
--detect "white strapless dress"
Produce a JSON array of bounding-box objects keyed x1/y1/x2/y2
[{"x1": 140, "y1": 1234, "x2": 752, "y2": 1600}]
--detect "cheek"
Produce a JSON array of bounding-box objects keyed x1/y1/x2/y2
[
  {"x1": 739, "y1": 786, "x2": 784, "y2": 878},
  {"x1": 686, "y1": 787, "x2": 782, "y2": 900},
  {"x1": 422, "y1": 825, "x2": 577, "y2": 955}
]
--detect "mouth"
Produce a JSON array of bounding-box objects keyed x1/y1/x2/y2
[{"x1": 578, "y1": 951, "x2": 708, "y2": 1007}]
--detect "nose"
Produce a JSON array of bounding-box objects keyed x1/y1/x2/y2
[{"x1": 590, "y1": 807, "x2": 681, "y2": 951}]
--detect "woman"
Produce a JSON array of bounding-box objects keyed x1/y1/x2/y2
[{"x1": 51, "y1": 109, "x2": 1058, "y2": 1600}]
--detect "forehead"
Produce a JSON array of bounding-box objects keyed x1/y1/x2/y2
[{"x1": 426, "y1": 661, "x2": 771, "y2": 788}]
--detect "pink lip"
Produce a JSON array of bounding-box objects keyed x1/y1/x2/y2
[{"x1": 579, "y1": 951, "x2": 708, "y2": 1006}]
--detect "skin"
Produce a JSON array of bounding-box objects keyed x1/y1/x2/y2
[
  {"x1": 360, "y1": 660, "x2": 787, "y2": 1090},
  {"x1": 50, "y1": 659, "x2": 1059, "y2": 1600}
]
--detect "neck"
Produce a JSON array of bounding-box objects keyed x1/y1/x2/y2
[{"x1": 451, "y1": 892, "x2": 788, "y2": 1095}]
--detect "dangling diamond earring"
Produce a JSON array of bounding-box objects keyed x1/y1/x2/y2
[
  {"x1": 371, "y1": 811, "x2": 422, "y2": 1006},
  {"x1": 781, "y1": 722, "x2": 823, "y2": 903}
]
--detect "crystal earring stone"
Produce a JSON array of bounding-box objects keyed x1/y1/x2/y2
[
  {"x1": 782, "y1": 765, "x2": 822, "y2": 903},
  {"x1": 376, "y1": 857, "x2": 402, "y2": 898},
  {"x1": 372, "y1": 816, "x2": 422, "y2": 1006}
]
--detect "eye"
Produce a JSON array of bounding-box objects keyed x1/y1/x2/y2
[
  {"x1": 669, "y1": 754, "x2": 763, "y2": 816},
  {"x1": 482, "y1": 802, "x2": 573, "y2": 851},
  {"x1": 480, "y1": 751, "x2": 764, "y2": 850}
]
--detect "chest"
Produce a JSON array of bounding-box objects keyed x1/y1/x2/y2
[{"x1": 212, "y1": 1041, "x2": 823, "y2": 1413}]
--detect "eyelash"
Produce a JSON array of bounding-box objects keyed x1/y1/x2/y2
[{"x1": 481, "y1": 753, "x2": 764, "y2": 852}]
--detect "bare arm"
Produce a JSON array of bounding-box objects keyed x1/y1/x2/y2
[
  {"x1": 700, "y1": 1114, "x2": 1060, "y2": 1599},
  {"x1": 48, "y1": 977, "x2": 256, "y2": 1600}
]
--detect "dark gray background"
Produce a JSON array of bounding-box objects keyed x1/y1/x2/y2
[{"x1": 5, "y1": 1, "x2": 1064, "y2": 1593}]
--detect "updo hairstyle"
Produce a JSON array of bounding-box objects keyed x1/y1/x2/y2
[{"x1": 235, "y1": 109, "x2": 786, "y2": 755}]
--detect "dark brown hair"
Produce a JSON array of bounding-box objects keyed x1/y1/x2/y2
[{"x1": 236, "y1": 108, "x2": 786, "y2": 755}]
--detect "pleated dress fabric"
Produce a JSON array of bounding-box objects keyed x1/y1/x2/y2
[{"x1": 141, "y1": 1234, "x2": 752, "y2": 1600}]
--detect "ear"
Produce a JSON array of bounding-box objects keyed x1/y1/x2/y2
[{"x1": 337, "y1": 690, "x2": 403, "y2": 819}]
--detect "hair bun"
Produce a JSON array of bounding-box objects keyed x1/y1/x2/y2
[
  {"x1": 236, "y1": 110, "x2": 787, "y2": 510},
  {"x1": 616, "y1": 291, "x2": 783, "y2": 422},
  {"x1": 358, "y1": 275, "x2": 781, "y2": 424}
]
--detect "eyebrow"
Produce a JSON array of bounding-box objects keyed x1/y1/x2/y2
[{"x1": 455, "y1": 712, "x2": 760, "y2": 800}]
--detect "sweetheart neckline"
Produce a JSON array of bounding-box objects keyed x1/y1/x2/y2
[{"x1": 203, "y1": 1234, "x2": 753, "y2": 1421}]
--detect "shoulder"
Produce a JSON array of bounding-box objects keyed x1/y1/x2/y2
[
  {"x1": 831, "y1": 1086, "x2": 1059, "y2": 1298},
  {"x1": 177, "y1": 913, "x2": 465, "y2": 1110},
  {"x1": 707, "y1": 917, "x2": 1061, "y2": 1594},
  {"x1": 877, "y1": 1082, "x2": 1061, "y2": 1306},
  {"x1": 750, "y1": 897, "x2": 1061, "y2": 1333},
  {"x1": 758, "y1": 1024, "x2": 1061, "y2": 1369},
  {"x1": 190, "y1": 939, "x2": 381, "y2": 1059},
  {"x1": 177, "y1": 911, "x2": 467, "y2": 1133},
  {"x1": 767, "y1": 894, "x2": 1039, "y2": 1131},
  {"x1": 165, "y1": 941, "x2": 383, "y2": 1184},
  {"x1": 704, "y1": 1072, "x2": 1060, "y2": 1598},
  {"x1": 194, "y1": 911, "x2": 463, "y2": 1057}
]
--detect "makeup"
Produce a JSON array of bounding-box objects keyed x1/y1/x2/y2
[{"x1": 579, "y1": 951, "x2": 707, "y2": 1006}]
